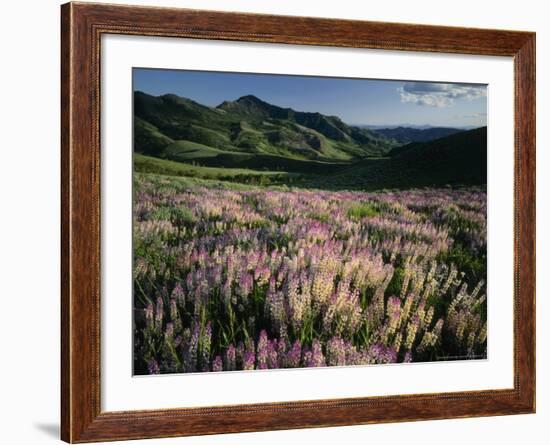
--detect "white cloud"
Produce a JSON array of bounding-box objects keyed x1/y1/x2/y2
[{"x1": 398, "y1": 82, "x2": 486, "y2": 107}]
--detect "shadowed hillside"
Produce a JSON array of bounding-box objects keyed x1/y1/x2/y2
[{"x1": 319, "y1": 127, "x2": 487, "y2": 190}]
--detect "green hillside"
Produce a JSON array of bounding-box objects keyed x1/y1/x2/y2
[{"x1": 134, "y1": 91, "x2": 395, "y2": 162}]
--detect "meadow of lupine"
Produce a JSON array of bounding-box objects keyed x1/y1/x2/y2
[{"x1": 133, "y1": 174, "x2": 487, "y2": 374}]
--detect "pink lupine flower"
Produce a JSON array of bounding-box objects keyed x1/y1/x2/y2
[
  {"x1": 185, "y1": 324, "x2": 200, "y2": 372},
  {"x1": 284, "y1": 340, "x2": 302, "y2": 368},
  {"x1": 164, "y1": 322, "x2": 174, "y2": 339},
  {"x1": 225, "y1": 344, "x2": 236, "y2": 371},
  {"x1": 238, "y1": 272, "x2": 254, "y2": 300},
  {"x1": 386, "y1": 295, "x2": 402, "y2": 334},
  {"x1": 171, "y1": 283, "x2": 185, "y2": 304},
  {"x1": 304, "y1": 339, "x2": 326, "y2": 367},
  {"x1": 276, "y1": 338, "x2": 287, "y2": 368},
  {"x1": 267, "y1": 339, "x2": 278, "y2": 369},
  {"x1": 327, "y1": 337, "x2": 346, "y2": 367},
  {"x1": 243, "y1": 351, "x2": 255, "y2": 370},
  {"x1": 145, "y1": 303, "x2": 154, "y2": 328},
  {"x1": 256, "y1": 330, "x2": 270, "y2": 369},
  {"x1": 368, "y1": 344, "x2": 398, "y2": 364}
]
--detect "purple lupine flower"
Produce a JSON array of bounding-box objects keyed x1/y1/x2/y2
[
  {"x1": 212, "y1": 355, "x2": 223, "y2": 372},
  {"x1": 284, "y1": 340, "x2": 302, "y2": 368},
  {"x1": 185, "y1": 324, "x2": 200, "y2": 372},
  {"x1": 238, "y1": 272, "x2": 254, "y2": 300},
  {"x1": 276, "y1": 338, "x2": 287, "y2": 368},
  {"x1": 211, "y1": 264, "x2": 223, "y2": 286},
  {"x1": 147, "y1": 359, "x2": 160, "y2": 375},
  {"x1": 222, "y1": 278, "x2": 232, "y2": 308},
  {"x1": 368, "y1": 343, "x2": 398, "y2": 364},
  {"x1": 171, "y1": 283, "x2": 185, "y2": 304},
  {"x1": 169, "y1": 298, "x2": 178, "y2": 320},
  {"x1": 155, "y1": 296, "x2": 164, "y2": 330},
  {"x1": 256, "y1": 330, "x2": 270, "y2": 369},
  {"x1": 304, "y1": 339, "x2": 326, "y2": 367},
  {"x1": 243, "y1": 351, "x2": 255, "y2": 370},
  {"x1": 164, "y1": 322, "x2": 174, "y2": 339},
  {"x1": 225, "y1": 344, "x2": 236, "y2": 371},
  {"x1": 267, "y1": 339, "x2": 278, "y2": 369},
  {"x1": 200, "y1": 322, "x2": 212, "y2": 372},
  {"x1": 236, "y1": 341, "x2": 245, "y2": 369},
  {"x1": 327, "y1": 337, "x2": 346, "y2": 366},
  {"x1": 185, "y1": 271, "x2": 194, "y2": 293},
  {"x1": 404, "y1": 315, "x2": 420, "y2": 349},
  {"x1": 387, "y1": 295, "x2": 401, "y2": 321},
  {"x1": 145, "y1": 303, "x2": 154, "y2": 328}
]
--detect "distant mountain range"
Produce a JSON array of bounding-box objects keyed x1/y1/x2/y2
[
  {"x1": 134, "y1": 91, "x2": 486, "y2": 189},
  {"x1": 372, "y1": 127, "x2": 464, "y2": 145},
  {"x1": 359, "y1": 124, "x2": 479, "y2": 131}
]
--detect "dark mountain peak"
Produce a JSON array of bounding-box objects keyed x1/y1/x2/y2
[
  {"x1": 220, "y1": 94, "x2": 278, "y2": 110},
  {"x1": 216, "y1": 95, "x2": 286, "y2": 121},
  {"x1": 216, "y1": 94, "x2": 379, "y2": 143},
  {"x1": 236, "y1": 94, "x2": 267, "y2": 104},
  {"x1": 161, "y1": 93, "x2": 182, "y2": 101}
]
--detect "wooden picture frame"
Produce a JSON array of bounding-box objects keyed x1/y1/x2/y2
[{"x1": 61, "y1": 2, "x2": 535, "y2": 442}]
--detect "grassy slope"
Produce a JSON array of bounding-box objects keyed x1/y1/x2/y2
[
  {"x1": 135, "y1": 154, "x2": 297, "y2": 185},
  {"x1": 145, "y1": 137, "x2": 352, "y2": 175}
]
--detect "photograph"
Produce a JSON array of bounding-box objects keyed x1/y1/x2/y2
[{"x1": 132, "y1": 69, "x2": 488, "y2": 375}]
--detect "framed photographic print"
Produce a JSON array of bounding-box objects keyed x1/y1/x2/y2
[{"x1": 61, "y1": 2, "x2": 536, "y2": 442}]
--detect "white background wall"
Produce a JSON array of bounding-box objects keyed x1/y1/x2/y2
[{"x1": 0, "y1": 0, "x2": 546, "y2": 444}]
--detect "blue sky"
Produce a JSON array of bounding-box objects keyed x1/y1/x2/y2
[{"x1": 133, "y1": 68, "x2": 487, "y2": 128}]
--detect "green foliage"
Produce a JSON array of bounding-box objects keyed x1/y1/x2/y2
[
  {"x1": 441, "y1": 245, "x2": 486, "y2": 284},
  {"x1": 347, "y1": 202, "x2": 381, "y2": 219}
]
